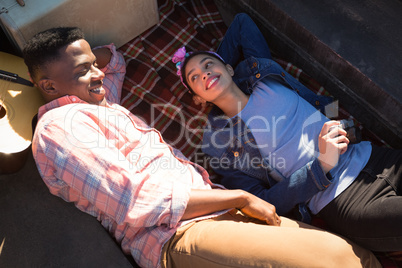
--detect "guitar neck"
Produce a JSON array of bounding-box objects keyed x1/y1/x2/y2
[{"x1": 0, "y1": 69, "x2": 34, "y2": 87}]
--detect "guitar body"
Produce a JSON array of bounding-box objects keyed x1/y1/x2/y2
[{"x1": 0, "y1": 52, "x2": 44, "y2": 174}]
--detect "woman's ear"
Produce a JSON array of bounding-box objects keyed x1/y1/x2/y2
[
  {"x1": 226, "y1": 64, "x2": 234, "y2": 76},
  {"x1": 193, "y1": 95, "x2": 207, "y2": 106}
]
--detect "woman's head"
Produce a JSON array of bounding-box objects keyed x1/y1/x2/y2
[{"x1": 172, "y1": 47, "x2": 234, "y2": 103}]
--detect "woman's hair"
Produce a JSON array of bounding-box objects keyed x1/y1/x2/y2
[{"x1": 22, "y1": 27, "x2": 85, "y2": 81}]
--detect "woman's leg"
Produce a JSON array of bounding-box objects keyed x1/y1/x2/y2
[
  {"x1": 217, "y1": 13, "x2": 272, "y2": 67},
  {"x1": 161, "y1": 210, "x2": 381, "y2": 268},
  {"x1": 319, "y1": 145, "x2": 402, "y2": 251}
]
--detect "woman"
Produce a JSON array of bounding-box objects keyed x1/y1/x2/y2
[{"x1": 172, "y1": 13, "x2": 402, "y2": 252}]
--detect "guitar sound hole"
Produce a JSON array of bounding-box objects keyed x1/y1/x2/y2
[{"x1": 0, "y1": 105, "x2": 6, "y2": 119}]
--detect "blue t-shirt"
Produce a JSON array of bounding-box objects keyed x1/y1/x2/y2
[{"x1": 237, "y1": 77, "x2": 372, "y2": 214}]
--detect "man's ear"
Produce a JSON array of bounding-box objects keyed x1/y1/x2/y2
[
  {"x1": 37, "y1": 79, "x2": 57, "y2": 95},
  {"x1": 27, "y1": 72, "x2": 35, "y2": 85},
  {"x1": 226, "y1": 64, "x2": 234, "y2": 76}
]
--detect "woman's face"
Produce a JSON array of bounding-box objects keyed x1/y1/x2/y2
[{"x1": 184, "y1": 54, "x2": 234, "y2": 103}]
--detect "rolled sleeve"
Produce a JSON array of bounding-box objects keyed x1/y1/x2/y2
[
  {"x1": 95, "y1": 44, "x2": 126, "y2": 104},
  {"x1": 169, "y1": 179, "x2": 192, "y2": 228},
  {"x1": 309, "y1": 158, "x2": 333, "y2": 190}
]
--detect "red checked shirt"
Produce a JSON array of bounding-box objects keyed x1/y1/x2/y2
[{"x1": 32, "y1": 44, "x2": 225, "y2": 268}]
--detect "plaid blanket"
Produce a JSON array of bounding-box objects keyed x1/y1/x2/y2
[
  {"x1": 117, "y1": 0, "x2": 401, "y2": 266},
  {"x1": 118, "y1": 0, "x2": 225, "y2": 169}
]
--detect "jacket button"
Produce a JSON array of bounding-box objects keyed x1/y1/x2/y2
[
  {"x1": 256, "y1": 73, "x2": 261, "y2": 78},
  {"x1": 234, "y1": 151, "x2": 239, "y2": 157},
  {"x1": 315, "y1": 100, "x2": 320, "y2": 106},
  {"x1": 253, "y1": 62, "x2": 257, "y2": 68},
  {"x1": 281, "y1": 72, "x2": 285, "y2": 77}
]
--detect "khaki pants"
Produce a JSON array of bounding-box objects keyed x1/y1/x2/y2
[{"x1": 161, "y1": 210, "x2": 380, "y2": 268}]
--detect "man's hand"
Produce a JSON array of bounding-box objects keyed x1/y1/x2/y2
[
  {"x1": 236, "y1": 191, "x2": 281, "y2": 226},
  {"x1": 92, "y1": 47, "x2": 112, "y2": 69},
  {"x1": 318, "y1": 121, "x2": 349, "y2": 174},
  {"x1": 182, "y1": 189, "x2": 281, "y2": 226}
]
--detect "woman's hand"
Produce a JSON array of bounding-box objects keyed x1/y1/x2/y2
[{"x1": 318, "y1": 121, "x2": 349, "y2": 174}]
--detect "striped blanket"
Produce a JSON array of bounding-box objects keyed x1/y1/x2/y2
[{"x1": 117, "y1": 0, "x2": 401, "y2": 266}]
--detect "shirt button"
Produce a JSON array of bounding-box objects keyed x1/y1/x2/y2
[
  {"x1": 234, "y1": 151, "x2": 239, "y2": 157},
  {"x1": 315, "y1": 100, "x2": 320, "y2": 106},
  {"x1": 256, "y1": 73, "x2": 261, "y2": 78},
  {"x1": 281, "y1": 72, "x2": 285, "y2": 77},
  {"x1": 72, "y1": 97, "x2": 77, "y2": 102}
]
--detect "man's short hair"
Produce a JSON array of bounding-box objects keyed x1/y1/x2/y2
[{"x1": 22, "y1": 27, "x2": 85, "y2": 81}]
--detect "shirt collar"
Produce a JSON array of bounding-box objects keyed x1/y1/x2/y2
[{"x1": 37, "y1": 95, "x2": 111, "y2": 120}]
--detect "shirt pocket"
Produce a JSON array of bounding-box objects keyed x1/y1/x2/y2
[{"x1": 221, "y1": 134, "x2": 270, "y2": 183}]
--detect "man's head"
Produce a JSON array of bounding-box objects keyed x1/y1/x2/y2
[{"x1": 23, "y1": 27, "x2": 106, "y2": 105}]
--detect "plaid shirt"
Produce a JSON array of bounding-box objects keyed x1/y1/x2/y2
[{"x1": 32, "y1": 44, "x2": 224, "y2": 268}]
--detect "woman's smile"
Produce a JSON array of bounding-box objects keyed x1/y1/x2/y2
[{"x1": 206, "y1": 75, "x2": 220, "y2": 90}]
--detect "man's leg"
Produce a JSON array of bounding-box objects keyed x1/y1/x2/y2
[
  {"x1": 161, "y1": 210, "x2": 381, "y2": 268},
  {"x1": 217, "y1": 13, "x2": 272, "y2": 67}
]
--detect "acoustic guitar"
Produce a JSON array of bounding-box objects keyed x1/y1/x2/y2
[{"x1": 0, "y1": 51, "x2": 44, "y2": 174}]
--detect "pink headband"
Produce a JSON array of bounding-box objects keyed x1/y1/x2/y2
[{"x1": 172, "y1": 46, "x2": 224, "y2": 91}]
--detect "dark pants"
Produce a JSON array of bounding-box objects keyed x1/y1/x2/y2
[{"x1": 318, "y1": 145, "x2": 402, "y2": 252}]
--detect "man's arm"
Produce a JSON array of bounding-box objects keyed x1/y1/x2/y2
[
  {"x1": 210, "y1": 158, "x2": 330, "y2": 217},
  {"x1": 182, "y1": 189, "x2": 281, "y2": 226},
  {"x1": 91, "y1": 44, "x2": 126, "y2": 104}
]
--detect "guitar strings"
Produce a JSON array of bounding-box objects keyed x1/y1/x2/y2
[{"x1": 0, "y1": 75, "x2": 12, "y2": 117}]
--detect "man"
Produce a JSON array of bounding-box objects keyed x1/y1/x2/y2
[{"x1": 23, "y1": 27, "x2": 380, "y2": 268}]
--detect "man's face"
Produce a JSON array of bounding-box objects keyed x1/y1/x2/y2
[{"x1": 44, "y1": 39, "x2": 106, "y2": 105}]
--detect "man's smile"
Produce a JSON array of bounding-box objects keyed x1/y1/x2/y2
[
  {"x1": 89, "y1": 86, "x2": 103, "y2": 94},
  {"x1": 89, "y1": 80, "x2": 104, "y2": 95}
]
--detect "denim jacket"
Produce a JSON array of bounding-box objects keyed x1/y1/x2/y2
[{"x1": 202, "y1": 57, "x2": 334, "y2": 222}]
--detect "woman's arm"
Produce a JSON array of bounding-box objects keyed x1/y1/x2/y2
[
  {"x1": 182, "y1": 189, "x2": 281, "y2": 226},
  {"x1": 205, "y1": 120, "x2": 349, "y2": 217},
  {"x1": 216, "y1": 13, "x2": 271, "y2": 66}
]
